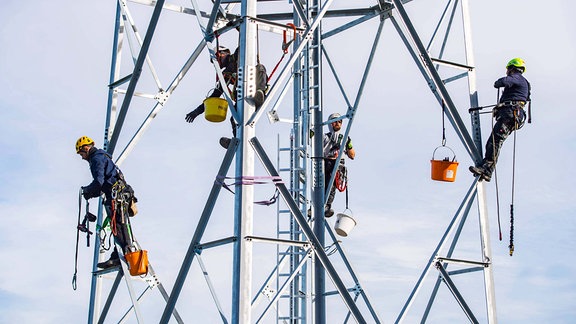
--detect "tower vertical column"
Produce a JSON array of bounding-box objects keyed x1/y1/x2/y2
[
  {"x1": 461, "y1": 0, "x2": 497, "y2": 322},
  {"x1": 231, "y1": 0, "x2": 259, "y2": 322},
  {"x1": 309, "y1": 0, "x2": 326, "y2": 322}
]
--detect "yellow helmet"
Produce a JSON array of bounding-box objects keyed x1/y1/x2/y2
[{"x1": 75, "y1": 136, "x2": 94, "y2": 153}]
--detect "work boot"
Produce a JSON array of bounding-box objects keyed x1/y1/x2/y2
[
  {"x1": 219, "y1": 137, "x2": 231, "y2": 149},
  {"x1": 469, "y1": 165, "x2": 492, "y2": 182},
  {"x1": 324, "y1": 204, "x2": 334, "y2": 218},
  {"x1": 97, "y1": 251, "x2": 120, "y2": 269},
  {"x1": 469, "y1": 165, "x2": 486, "y2": 179},
  {"x1": 481, "y1": 170, "x2": 492, "y2": 182}
]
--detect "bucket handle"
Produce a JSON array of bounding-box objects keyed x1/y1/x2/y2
[
  {"x1": 205, "y1": 88, "x2": 218, "y2": 98},
  {"x1": 339, "y1": 208, "x2": 354, "y2": 217},
  {"x1": 432, "y1": 145, "x2": 457, "y2": 162}
]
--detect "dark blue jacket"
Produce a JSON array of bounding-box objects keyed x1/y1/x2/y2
[
  {"x1": 494, "y1": 72, "x2": 531, "y2": 103},
  {"x1": 83, "y1": 147, "x2": 120, "y2": 203}
]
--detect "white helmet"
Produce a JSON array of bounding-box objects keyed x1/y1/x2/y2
[
  {"x1": 328, "y1": 112, "x2": 341, "y2": 121},
  {"x1": 218, "y1": 45, "x2": 230, "y2": 54}
]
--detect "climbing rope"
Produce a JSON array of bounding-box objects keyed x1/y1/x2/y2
[
  {"x1": 491, "y1": 88, "x2": 521, "y2": 254},
  {"x1": 345, "y1": 176, "x2": 350, "y2": 211},
  {"x1": 268, "y1": 23, "x2": 296, "y2": 82},
  {"x1": 509, "y1": 124, "x2": 518, "y2": 256},
  {"x1": 441, "y1": 99, "x2": 447, "y2": 146},
  {"x1": 491, "y1": 88, "x2": 504, "y2": 242},
  {"x1": 72, "y1": 188, "x2": 82, "y2": 290}
]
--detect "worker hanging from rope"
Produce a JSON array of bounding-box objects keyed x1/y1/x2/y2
[
  {"x1": 185, "y1": 44, "x2": 240, "y2": 139},
  {"x1": 75, "y1": 136, "x2": 139, "y2": 270},
  {"x1": 185, "y1": 37, "x2": 269, "y2": 149},
  {"x1": 323, "y1": 112, "x2": 355, "y2": 218},
  {"x1": 469, "y1": 57, "x2": 532, "y2": 182}
]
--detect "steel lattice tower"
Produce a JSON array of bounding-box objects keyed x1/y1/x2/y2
[{"x1": 86, "y1": 0, "x2": 498, "y2": 323}]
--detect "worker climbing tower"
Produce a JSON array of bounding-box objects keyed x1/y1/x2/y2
[{"x1": 84, "y1": 0, "x2": 500, "y2": 322}]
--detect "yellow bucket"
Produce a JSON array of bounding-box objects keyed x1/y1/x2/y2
[
  {"x1": 124, "y1": 250, "x2": 149, "y2": 276},
  {"x1": 204, "y1": 97, "x2": 228, "y2": 122},
  {"x1": 430, "y1": 146, "x2": 459, "y2": 182}
]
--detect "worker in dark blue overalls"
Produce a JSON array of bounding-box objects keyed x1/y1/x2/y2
[
  {"x1": 76, "y1": 136, "x2": 137, "y2": 269},
  {"x1": 470, "y1": 58, "x2": 531, "y2": 182}
]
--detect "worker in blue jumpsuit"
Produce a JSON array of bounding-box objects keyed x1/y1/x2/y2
[
  {"x1": 185, "y1": 45, "x2": 268, "y2": 148},
  {"x1": 469, "y1": 58, "x2": 531, "y2": 182}
]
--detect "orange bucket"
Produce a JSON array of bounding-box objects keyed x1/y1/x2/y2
[
  {"x1": 204, "y1": 97, "x2": 228, "y2": 122},
  {"x1": 430, "y1": 146, "x2": 459, "y2": 182},
  {"x1": 124, "y1": 250, "x2": 149, "y2": 276}
]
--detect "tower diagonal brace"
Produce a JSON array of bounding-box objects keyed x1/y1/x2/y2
[
  {"x1": 422, "y1": 189, "x2": 477, "y2": 322},
  {"x1": 250, "y1": 136, "x2": 368, "y2": 324},
  {"x1": 435, "y1": 261, "x2": 480, "y2": 324},
  {"x1": 107, "y1": 0, "x2": 166, "y2": 155},
  {"x1": 390, "y1": 0, "x2": 481, "y2": 162},
  {"x1": 160, "y1": 138, "x2": 239, "y2": 323},
  {"x1": 96, "y1": 271, "x2": 123, "y2": 323},
  {"x1": 324, "y1": 223, "x2": 383, "y2": 323},
  {"x1": 395, "y1": 180, "x2": 478, "y2": 323}
]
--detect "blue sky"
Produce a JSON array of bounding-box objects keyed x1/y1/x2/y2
[{"x1": 1, "y1": 0, "x2": 575, "y2": 323}]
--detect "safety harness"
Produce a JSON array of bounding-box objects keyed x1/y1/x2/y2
[{"x1": 72, "y1": 168, "x2": 138, "y2": 289}]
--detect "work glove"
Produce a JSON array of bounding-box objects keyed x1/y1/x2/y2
[
  {"x1": 185, "y1": 109, "x2": 201, "y2": 123},
  {"x1": 81, "y1": 187, "x2": 91, "y2": 200}
]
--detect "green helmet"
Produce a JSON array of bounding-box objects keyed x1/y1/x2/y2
[{"x1": 506, "y1": 58, "x2": 526, "y2": 72}]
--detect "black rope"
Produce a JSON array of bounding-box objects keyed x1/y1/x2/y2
[
  {"x1": 72, "y1": 188, "x2": 82, "y2": 290},
  {"x1": 493, "y1": 88, "x2": 503, "y2": 241},
  {"x1": 441, "y1": 99, "x2": 446, "y2": 146},
  {"x1": 494, "y1": 169, "x2": 502, "y2": 241},
  {"x1": 345, "y1": 180, "x2": 349, "y2": 210},
  {"x1": 492, "y1": 112, "x2": 503, "y2": 241},
  {"x1": 509, "y1": 204, "x2": 515, "y2": 256},
  {"x1": 527, "y1": 100, "x2": 532, "y2": 124},
  {"x1": 256, "y1": 27, "x2": 261, "y2": 64},
  {"x1": 509, "y1": 125, "x2": 518, "y2": 256}
]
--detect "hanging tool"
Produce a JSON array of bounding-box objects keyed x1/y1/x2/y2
[
  {"x1": 468, "y1": 103, "x2": 498, "y2": 113},
  {"x1": 77, "y1": 201, "x2": 97, "y2": 246}
]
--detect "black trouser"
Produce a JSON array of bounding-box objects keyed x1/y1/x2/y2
[
  {"x1": 104, "y1": 203, "x2": 133, "y2": 254},
  {"x1": 482, "y1": 105, "x2": 524, "y2": 173}
]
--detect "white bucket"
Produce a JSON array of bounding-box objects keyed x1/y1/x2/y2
[{"x1": 334, "y1": 212, "x2": 357, "y2": 237}]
